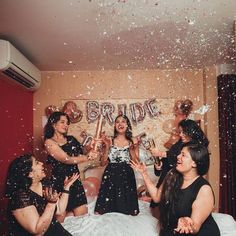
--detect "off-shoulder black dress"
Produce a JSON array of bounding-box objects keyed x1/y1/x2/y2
[{"x1": 7, "y1": 185, "x2": 72, "y2": 236}]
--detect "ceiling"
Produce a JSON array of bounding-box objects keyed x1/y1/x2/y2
[{"x1": 0, "y1": 0, "x2": 236, "y2": 71}]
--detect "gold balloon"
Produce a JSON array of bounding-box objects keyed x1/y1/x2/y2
[{"x1": 162, "y1": 119, "x2": 175, "y2": 134}]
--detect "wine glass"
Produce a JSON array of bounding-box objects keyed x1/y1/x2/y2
[
  {"x1": 142, "y1": 138, "x2": 155, "y2": 150},
  {"x1": 141, "y1": 138, "x2": 160, "y2": 165}
]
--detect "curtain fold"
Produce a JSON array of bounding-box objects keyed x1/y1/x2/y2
[{"x1": 217, "y1": 74, "x2": 236, "y2": 218}]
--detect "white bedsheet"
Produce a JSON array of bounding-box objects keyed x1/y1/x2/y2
[
  {"x1": 62, "y1": 199, "x2": 236, "y2": 236},
  {"x1": 212, "y1": 212, "x2": 236, "y2": 236}
]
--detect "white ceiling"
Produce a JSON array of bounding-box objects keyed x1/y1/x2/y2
[{"x1": 0, "y1": 0, "x2": 236, "y2": 71}]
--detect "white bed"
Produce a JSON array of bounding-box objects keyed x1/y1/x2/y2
[{"x1": 62, "y1": 199, "x2": 236, "y2": 236}]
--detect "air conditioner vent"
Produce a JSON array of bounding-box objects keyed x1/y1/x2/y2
[{"x1": 3, "y1": 68, "x2": 35, "y2": 88}]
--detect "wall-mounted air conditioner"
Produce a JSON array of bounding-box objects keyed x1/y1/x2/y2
[{"x1": 0, "y1": 39, "x2": 41, "y2": 91}]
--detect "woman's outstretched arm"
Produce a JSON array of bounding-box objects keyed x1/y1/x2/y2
[{"x1": 130, "y1": 160, "x2": 162, "y2": 202}]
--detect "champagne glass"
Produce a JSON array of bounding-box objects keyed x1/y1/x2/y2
[
  {"x1": 142, "y1": 138, "x2": 155, "y2": 150},
  {"x1": 142, "y1": 138, "x2": 161, "y2": 165}
]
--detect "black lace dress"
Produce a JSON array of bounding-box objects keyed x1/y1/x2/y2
[
  {"x1": 95, "y1": 143, "x2": 139, "y2": 215},
  {"x1": 160, "y1": 177, "x2": 220, "y2": 236},
  {"x1": 7, "y1": 185, "x2": 72, "y2": 236},
  {"x1": 47, "y1": 135, "x2": 87, "y2": 211}
]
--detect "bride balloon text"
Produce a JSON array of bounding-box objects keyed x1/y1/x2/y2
[{"x1": 86, "y1": 98, "x2": 160, "y2": 125}]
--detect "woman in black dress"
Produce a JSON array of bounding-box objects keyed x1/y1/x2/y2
[
  {"x1": 5, "y1": 154, "x2": 78, "y2": 236},
  {"x1": 149, "y1": 119, "x2": 209, "y2": 216},
  {"x1": 44, "y1": 111, "x2": 98, "y2": 217},
  {"x1": 132, "y1": 144, "x2": 220, "y2": 236},
  {"x1": 94, "y1": 114, "x2": 140, "y2": 215}
]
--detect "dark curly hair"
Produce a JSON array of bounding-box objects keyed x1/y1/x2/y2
[
  {"x1": 114, "y1": 115, "x2": 133, "y2": 143},
  {"x1": 179, "y1": 119, "x2": 209, "y2": 147},
  {"x1": 173, "y1": 99, "x2": 193, "y2": 116},
  {"x1": 5, "y1": 154, "x2": 33, "y2": 198},
  {"x1": 159, "y1": 144, "x2": 210, "y2": 230},
  {"x1": 44, "y1": 111, "x2": 70, "y2": 140}
]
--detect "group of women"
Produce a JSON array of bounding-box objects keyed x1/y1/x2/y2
[{"x1": 5, "y1": 109, "x2": 221, "y2": 236}]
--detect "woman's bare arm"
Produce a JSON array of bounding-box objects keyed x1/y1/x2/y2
[
  {"x1": 175, "y1": 185, "x2": 215, "y2": 234},
  {"x1": 45, "y1": 139, "x2": 95, "y2": 164},
  {"x1": 130, "y1": 160, "x2": 162, "y2": 202},
  {"x1": 100, "y1": 134, "x2": 112, "y2": 166},
  {"x1": 130, "y1": 137, "x2": 140, "y2": 162},
  {"x1": 13, "y1": 203, "x2": 57, "y2": 234},
  {"x1": 56, "y1": 173, "x2": 80, "y2": 215}
]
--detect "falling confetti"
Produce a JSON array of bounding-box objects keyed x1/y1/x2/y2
[{"x1": 194, "y1": 104, "x2": 210, "y2": 115}]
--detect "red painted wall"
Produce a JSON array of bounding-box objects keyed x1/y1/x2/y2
[{"x1": 0, "y1": 76, "x2": 33, "y2": 235}]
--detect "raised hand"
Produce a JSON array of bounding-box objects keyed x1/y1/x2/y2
[
  {"x1": 63, "y1": 173, "x2": 80, "y2": 190},
  {"x1": 154, "y1": 161, "x2": 163, "y2": 170},
  {"x1": 44, "y1": 187, "x2": 60, "y2": 204},
  {"x1": 100, "y1": 131, "x2": 112, "y2": 148},
  {"x1": 130, "y1": 159, "x2": 147, "y2": 175}
]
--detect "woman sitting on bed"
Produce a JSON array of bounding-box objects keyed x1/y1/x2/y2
[
  {"x1": 5, "y1": 154, "x2": 79, "y2": 236},
  {"x1": 131, "y1": 143, "x2": 220, "y2": 236}
]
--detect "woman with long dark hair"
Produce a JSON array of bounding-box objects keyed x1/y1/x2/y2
[
  {"x1": 131, "y1": 144, "x2": 220, "y2": 236},
  {"x1": 5, "y1": 154, "x2": 78, "y2": 236},
  {"x1": 94, "y1": 114, "x2": 140, "y2": 215},
  {"x1": 44, "y1": 111, "x2": 98, "y2": 218}
]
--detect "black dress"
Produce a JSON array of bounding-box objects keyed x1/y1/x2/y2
[
  {"x1": 7, "y1": 186, "x2": 72, "y2": 236},
  {"x1": 150, "y1": 139, "x2": 184, "y2": 208},
  {"x1": 94, "y1": 142, "x2": 139, "y2": 215},
  {"x1": 47, "y1": 135, "x2": 87, "y2": 211},
  {"x1": 160, "y1": 176, "x2": 220, "y2": 236}
]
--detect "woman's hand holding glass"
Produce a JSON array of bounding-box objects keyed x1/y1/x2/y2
[
  {"x1": 154, "y1": 161, "x2": 163, "y2": 170},
  {"x1": 89, "y1": 132, "x2": 111, "y2": 160},
  {"x1": 87, "y1": 149, "x2": 100, "y2": 160}
]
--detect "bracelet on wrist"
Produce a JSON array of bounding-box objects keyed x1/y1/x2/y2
[
  {"x1": 62, "y1": 189, "x2": 70, "y2": 194},
  {"x1": 47, "y1": 200, "x2": 58, "y2": 204}
]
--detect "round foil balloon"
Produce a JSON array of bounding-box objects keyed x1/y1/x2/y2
[
  {"x1": 162, "y1": 119, "x2": 175, "y2": 134},
  {"x1": 45, "y1": 105, "x2": 60, "y2": 117},
  {"x1": 62, "y1": 101, "x2": 83, "y2": 123}
]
